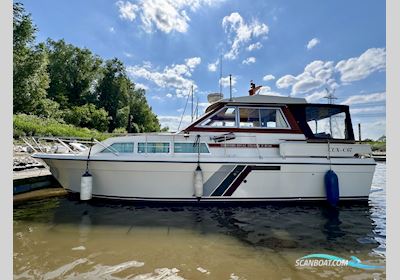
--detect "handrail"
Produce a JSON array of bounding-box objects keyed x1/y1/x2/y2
[
  {"x1": 31, "y1": 137, "x2": 44, "y2": 152},
  {"x1": 21, "y1": 137, "x2": 38, "y2": 153},
  {"x1": 55, "y1": 138, "x2": 75, "y2": 153}
]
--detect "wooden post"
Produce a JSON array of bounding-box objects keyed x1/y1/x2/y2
[{"x1": 358, "y1": 123, "x2": 361, "y2": 142}]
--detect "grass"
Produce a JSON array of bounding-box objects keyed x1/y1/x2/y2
[
  {"x1": 365, "y1": 141, "x2": 386, "y2": 152},
  {"x1": 13, "y1": 114, "x2": 111, "y2": 141}
]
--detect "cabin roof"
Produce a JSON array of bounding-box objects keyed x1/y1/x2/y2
[
  {"x1": 206, "y1": 94, "x2": 307, "y2": 112},
  {"x1": 221, "y1": 94, "x2": 307, "y2": 104}
]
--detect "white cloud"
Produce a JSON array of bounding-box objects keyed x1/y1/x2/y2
[
  {"x1": 247, "y1": 42, "x2": 263, "y2": 51},
  {"x1": 151, "y1": 95, "x2": 163, "y2": 101},
  {"x1": 258, "y1": 86, "x2": 284, "y2": 96},
  {"x1": 335, "y1": 48, "x2": 386, "y2": 83},
  {"x1": 275, "y1": 48, "x2": 385, "y2": 96},
  {"x1": 292, "y1": 77, "x2": 324, "y2": 94},
  {"x1": 276, "y1": 60, "x2": 335, "y2": 94},
  {"x1": 116, "y1": 1, "x2": 139, "y2": 21},
  {"x1": 341, "y1": 92, "x2": 386, "y2": 105},
  {"x1": 185, "y1": 57, "x2": 201, "y2": 70},
  {"x1": 117, "y1": 0, "x2": 222, "y2": 34},
  {"x1": 208, "y1": 60, "x2": 219, "y2": 72},
  {"x1": 262, "y1": 74, "x2": 275, "y2": 81},
  {"x1": 353, "y1": 119, "x2": 386, "y2": 141},
  {"x1": 276, "y1": 75, "x2": 297, "y2": 89},
  {"x1": 127, "y1": 57, "x2": 201, "y2": 97},
  {"x1": 219, "y1": 75, "x2": 237, "y2": 87},
  {"x1": 242, "y1": 57, "x2": 256, "y2": 65},
  {"x1": 304, "y1": 90, "x2": 327, "y2": 103},
  {"x1": 222, "y1": 12, "x2": 269, "y2": 60},
  {"x1": 306, "y1": 38, "x2": 320, "y2": 50},
  {"x1": 158, "y1": 115, "x2": 192, "y2": 131},
  {"x1": 166, "y1": 93, "x2": 173, "y2": 98},
  {"x1": 123, "y1": 52, "x2": 133, "y2": 58},
  {"x1": 135, "y1": 82, "x2": 148, "y2": 90},
  {"x1": 109, "y1": 27, "x2": 116, "y2": 33},
  {"x1": 350, "y1": 106, "x2": 385, "y2": 115}
]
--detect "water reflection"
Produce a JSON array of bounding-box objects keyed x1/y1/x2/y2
[{"x1": 15, "y1": 197, "x2": 379, "y2": 253}]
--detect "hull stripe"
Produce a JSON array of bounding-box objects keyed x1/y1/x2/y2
[
  {"x1": 223, "y1": 165, "x2": 281, "y2": 196},
  {"x1": 210, "y1": 165, "x2": 246, "y2": 196}
]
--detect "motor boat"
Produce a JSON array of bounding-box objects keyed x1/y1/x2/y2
[{"x1": 32, "y1": 93, "x2": 376, "y2": 203}]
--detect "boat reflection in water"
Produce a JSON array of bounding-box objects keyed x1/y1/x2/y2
[{"x1": 14, "y1": 194, "x2": 385, "y2": 279}]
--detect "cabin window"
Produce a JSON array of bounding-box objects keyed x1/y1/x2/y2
[
  {"x1": 306, "y1": 107, "x2": 347, "y2": 139},
  {"x1": 174, "y1": 143, "x2": 210, "y2": 153},
  {"x1": 200, "y1": 107, "x2": 237, "y2": 127},
  {"x1": 239, "y1": 108, "x2": 289, "y2": 128},
  {"x1": 100, "y1": 143, "x2": 134, "y2": 153},
  {"x1": 138, "y1": 142, "x2": 170, "y2": 153}
]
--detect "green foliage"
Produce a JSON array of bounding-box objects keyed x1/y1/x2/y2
[
  {"x1": 128, "y1": 88, "x2": 161, "y2": 133},
  {"x1": 112, "y1": 127, "x2": 128, "y2": 134},
  {"x1": 97, "y1": 58, "x2": 130, "y2": 132},
  {"x1": 13, "y1": 3, "x2": 163, "y2": 136},
  {"x1": 63, "y1": 104, "x2": 109, "y2": 132},
  {"x1": 366, "y1": 141, "x2": 386, "y2": 152},
  {"x1": 34, "y1": 98, "x2": 63, "y2": 119},
  {"x1": 46, "y1": 39, "x2": 103, "y2": 107},
  {"x1": 13, "y1": 114, "x2": 109, "y2": 140},
  {"x1": 13, "y1": 2, "x2": 36, "y2": 50},
  {"x1": 13, "y1": 3, "x2": 49, "y2": 114},
  {"x1": 116, "y1": 106, "x2": 130, "y2": 129}
]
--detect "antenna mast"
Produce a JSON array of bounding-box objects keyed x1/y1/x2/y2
[
  {"x1": 219, "y1": 54, "x2": 223, "y2": 95},
  {"x1": 191, "y1": 85, "x2": 194, "y2": 122},
  {"x1": 324, "y1": 87, "x2": 337, "y2": 136},
  {"x1": 229, "y1": 74, "x2": 232, "y2": 101},
  {"x1": 324, "y1": 87, "x2": 337, "y2": 104}
]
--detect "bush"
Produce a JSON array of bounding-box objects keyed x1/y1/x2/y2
[
  {"x1": 34, "y1": 98, "x2": 63, "y2": 120},
  {"x1": 112, "y1": 127, "x2": 128, "y2": 134},
  {"x1": 13, "y1": 114, "x2": 110, "y2": 140},
  {"x1": 63, "y1": 104, "x2": 109, "y2": 132}
]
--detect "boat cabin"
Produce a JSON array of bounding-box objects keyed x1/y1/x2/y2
[{"x1": 184, "y1": 95, "x2": 354, "y2": 142}]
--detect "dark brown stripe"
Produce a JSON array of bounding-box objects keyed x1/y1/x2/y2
[
  {"x1": 223, "y1": 166, "x2": 252, "y2": 196},
  {"x1": 208, "y1": 143, "x2": 279, "y2": 148},
  {"x1": 223, "y1": 165, "x2": 281, "y2": 196}
]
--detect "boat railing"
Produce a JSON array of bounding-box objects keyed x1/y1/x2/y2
[{"x1": 21, "y1": 136, "x2": 98, "y2": 155}]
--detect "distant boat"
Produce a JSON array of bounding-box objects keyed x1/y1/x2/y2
[{"x1": 33, "y1": 91, "x2": 375, "y2": 203}]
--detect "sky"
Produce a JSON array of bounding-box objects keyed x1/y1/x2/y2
[{"x1": 21, "y1": 0, "x2": 386, "y2": 139}]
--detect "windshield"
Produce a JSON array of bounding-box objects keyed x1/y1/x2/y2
[{"x1": 289, "y1": 104, "x2": 354, "y2": 141}]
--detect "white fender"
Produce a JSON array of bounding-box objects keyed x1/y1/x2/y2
[
  {"x1": 80, "y1": 172, "x2": 93, "y2": 200},
  {"x1": 193, "y1": 167, "x2": 203, "y2": 198}
]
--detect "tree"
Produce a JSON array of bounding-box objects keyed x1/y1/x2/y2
[
  {"x1": 127, "y1": 87, "x2": 161, "y2": 133},
  {"x1": 46, "y1": 39, "x2": 103, "y2": 108},
  {"x1": 97, "y1": 58, "x2": 130, "y2": 132},
  {"x1": 63, "y1": 104, "x2": 109, "y2": 132},
  {"x1": 13, "y1": 3, "x2": 49, "y2": 114}
]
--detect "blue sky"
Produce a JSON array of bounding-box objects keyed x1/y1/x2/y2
[{"x1": 21, "y1": 0, "x2": 386, "y2": 139}]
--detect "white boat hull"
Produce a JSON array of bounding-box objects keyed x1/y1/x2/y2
[{"x1": 42, "y1": 158, "x2": 375, "y2": 202}]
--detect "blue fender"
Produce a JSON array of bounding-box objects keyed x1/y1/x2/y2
[{"x1": 325, "y1": 170, "x2": 339, "y2": 206}]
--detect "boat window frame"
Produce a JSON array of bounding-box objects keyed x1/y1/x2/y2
[
  {"x1": 173, "y1": 142, "x2": 211, "y2": 154},
  {"x1": 100, "y1": 142, "x2": 134, "y2": 153},
  {"x1": 196, "y1": 105, "x2": 291, "y2": 130},
  {"x1": 287, "y1": 103, "x2": 355, "y2": 141},
  {"x1": 197, "y1": 106, "x2": 238, "y2": 128},
  {"x1": 137, "y1": 141, "x2": 171, "y2": 154},
  {"x1": 237, "y1": 106, "x2": 291, "y2": 130}
]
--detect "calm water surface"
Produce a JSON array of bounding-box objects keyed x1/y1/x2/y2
[{"x1": 14, "y1": 163, "x2": 386, "y2": 279}]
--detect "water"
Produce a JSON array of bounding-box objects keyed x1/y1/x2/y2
[{"x1": 14, "y1": 163, "x2": 386, "y2": 279}]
